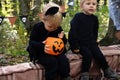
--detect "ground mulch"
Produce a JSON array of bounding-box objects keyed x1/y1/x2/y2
[{"x1": 0, "y1": 54, "x2": 29, "y2": 66}]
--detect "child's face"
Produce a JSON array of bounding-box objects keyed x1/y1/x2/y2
[
  {"x1": 44, "y1": 21, "x2": 59, "y2": 32},
  {"x1": 80, "y1": 0, "x2": 97, "y2": 15}
]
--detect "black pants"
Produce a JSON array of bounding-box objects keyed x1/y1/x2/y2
[
  {"x1": 38, "y1": 53, "x2": 70, "y2": 80},
  {"x1": 79, "y1": 44, "x2": 109, "y2": 73}
]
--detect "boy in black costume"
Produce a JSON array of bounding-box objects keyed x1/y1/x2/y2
[{"x1": 68, "y1": 0, "x2": 119, "y2": 80}]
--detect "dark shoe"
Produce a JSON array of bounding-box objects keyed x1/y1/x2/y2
[
  {"x1": 103, "y1": 67, "x2": 119, "y2": 80},
  {"x1": 115, "y1": 30, "x2": 120, "y2": 40},
  {"x1": 80, "y1": 72, "x2": 89, "y2": 80}
]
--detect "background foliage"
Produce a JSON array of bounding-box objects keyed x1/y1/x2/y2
[{"x1": 0, "y1": 0, "x2": 110, "y2": 65}]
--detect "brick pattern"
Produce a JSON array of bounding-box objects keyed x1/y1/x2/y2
[{"x1": 0, "y1": 63, "x2": 45, "y2": 80}]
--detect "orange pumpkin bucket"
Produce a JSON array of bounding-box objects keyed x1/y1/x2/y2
[{"x1": 45, "y1": 37, "x2": 64, "y2": 56}]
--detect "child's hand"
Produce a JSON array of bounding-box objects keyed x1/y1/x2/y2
[
  {"x1": 43, "y1": 41, "x2": 50, "y2": 53},
  {"x1": 73, "y1": 49, "x2": 80, "y2": 53},
  {"x1": 42, "y1": 41, "x2": 46, "y2": 44},
  {"x1": 44, "y1": 44, "x2": 50, "y2": 53},
  {"x1": 58, "y1": 31, "x2": 64, "y2": 38}
]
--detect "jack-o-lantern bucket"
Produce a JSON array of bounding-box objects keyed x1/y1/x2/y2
[{"x1": 45, "y1": 37, "x2": 64, "y2": 56}]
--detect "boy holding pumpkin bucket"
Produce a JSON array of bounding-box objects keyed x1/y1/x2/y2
[{"x1": 27, "y1": 2, "x2": 71, "y2": 80}]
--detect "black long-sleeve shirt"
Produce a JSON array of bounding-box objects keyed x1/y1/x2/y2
[
  {"x1": 68, "y1": 12, "x2": 99, "y2": 50},
  {"x1": 27, "y1": 22, "x2": 67, "y2": 56}
]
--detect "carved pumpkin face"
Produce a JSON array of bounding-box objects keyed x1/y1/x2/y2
[{"x1": 45, "y1": 37, "x2": 64, "y2": 56}]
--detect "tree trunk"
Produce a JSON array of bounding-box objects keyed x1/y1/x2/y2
[
  {"x1": 99, "y1": 18, "x2": 120, "y2": 46},
  {"x1": 30, "y1": 0, "x2": 41, "y2": 31},
  {"x1": 19, "y1": 0, "x2": 41, "y2": 34},
  {"x1": 52, "y1": 0, "x2": 63, "y2": 5},
  {"x1": 18, "y1": 0, "x2": 31, "y2": 33},
  {"x1": 44, "y1": 0, "x2": 49, "y2": 3}
]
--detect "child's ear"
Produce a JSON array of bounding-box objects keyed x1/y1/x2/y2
[
  {"x1": 38, "y1": 12, "x2": 43, "y2": 20},
  {"x1": 60, "y1": 5, "x2": 65, "y2": 12},
  {"x1": 80, "y1": 4, "x2": 83, "y2": 9}
]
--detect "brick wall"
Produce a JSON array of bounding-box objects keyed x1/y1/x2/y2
[{"x1": 0, "y1": 45, "x2": 120, "y2": 80}]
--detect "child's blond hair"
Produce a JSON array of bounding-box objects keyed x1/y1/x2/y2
[
  {"x1": 42, "y1": 2, "x2": 62, "y2": 27},
  {"x1": 80, "y1": 0, "x2": 86, "y2": 6},
  {"x1": 80, "y1": 0, "x2": 97, "y2": 6},
  {"x1": 42, "y1": 12, "x2": 62, "y2": 27}
]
